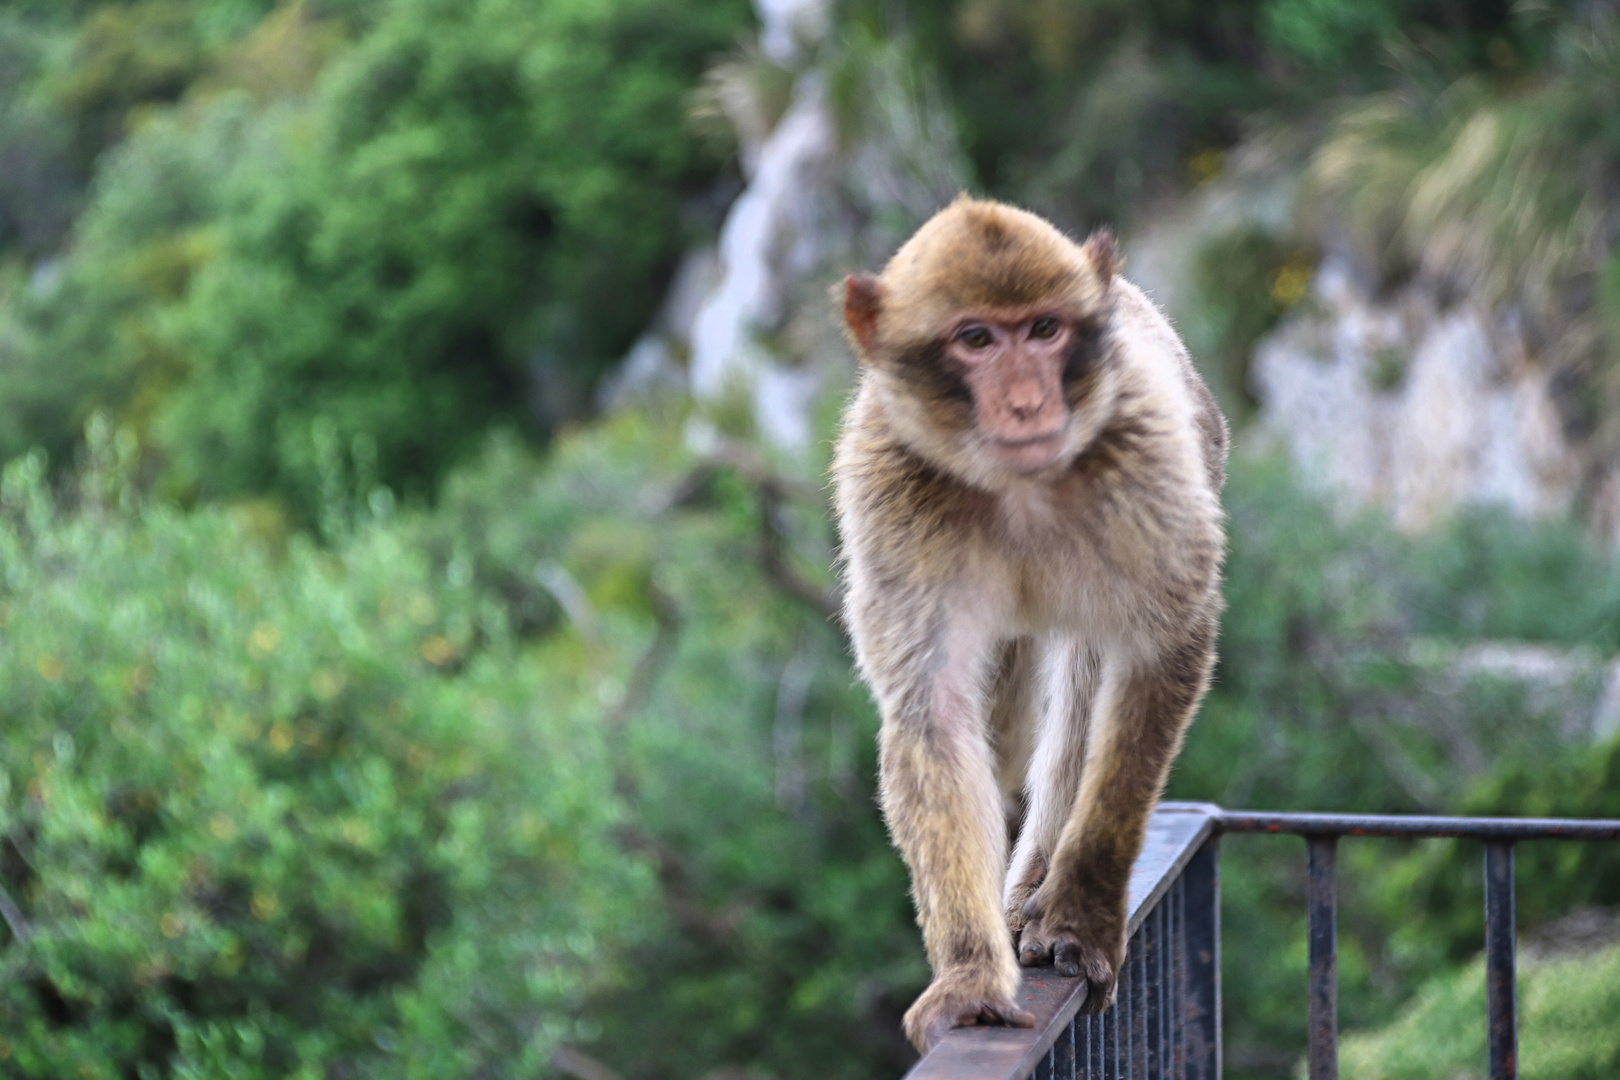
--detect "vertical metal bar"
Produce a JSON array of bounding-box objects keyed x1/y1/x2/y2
[
  {"x1": 1091, "y1": 1011, "x2": 1103, "y2": 1080},
  {"x1": 1136, "y1": 920, "x2": 1151, "y2": 1080},
  {"x1": 1171, "y1": 875, "x2": 1185, "y2": 1078},
  {"x1": 1036, "y1": 1042, "x2": 1055, "y2": 1080},
  {"x1": 1485, "y1": 842, "x2": 1517, "y2": 1080},
  {"x1": 1155, "y1": 903, "x2": 1168, "y2": 1080},
  {"x1": 1306, "y1": 835, "x2": 1338, "y2": 1080},
  {"x1": 1131, "y1": 929, "x2": 1145, "y2": 1077},
  {"x1": 1118, "y1": 938, "x2": 1131, "y2": 1079},
  {"x1": 1153, "y1": 906, "x2": 1166, "y2": 1075},
  {"x1": 1056, "y1": 1013, "x2": 1076, "y2": 1080},
  {"x1": 1100, "y1": 1010, "x2": 1110, "y2": 1080},
  {"x1": 1111, "y1": 993, "x2": 1121, "y2": 1080},
  {"x1": 1182, "y1": 838, "x2": 1221, "y2": 1080}
]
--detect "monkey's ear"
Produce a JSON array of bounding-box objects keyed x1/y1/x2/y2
[
  {"x1": 843, "y1": 273, "x2": 884, "y2": 356},
  {"x1": 1082, "y1": 230, "x2": 1119, "y2": 282}
]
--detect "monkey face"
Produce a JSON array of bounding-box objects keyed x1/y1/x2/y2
[
  {"x1": 841, "y1": 196, "x2": 1121, "y2": 486},
  {"x1": 947, "y1": 311, "x2": 1076, "y2": 472}
]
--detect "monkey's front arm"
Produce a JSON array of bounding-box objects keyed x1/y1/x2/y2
[{"x1": 850, "y1": 595, "x2": 1035, "y2": 1052}]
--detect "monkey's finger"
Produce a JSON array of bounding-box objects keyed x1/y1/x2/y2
[
  {"x1": 1052, "y1": 939, "x2": 1086, "y2": 979},
  {"x1": 984, "y1": 1001, "x2": 1036, "y2": 1029},
  {"x1": 1017, "y1": 936, "x2": 1052, "y2": 967},
  {"x1": 1053, "y1": 942, "x2": 1119, "y2": 1014},
  {"x1": 921, "y1": 1000, "x2": 1027, "y2": 1049}
]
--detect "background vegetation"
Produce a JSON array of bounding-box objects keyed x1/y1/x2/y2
[{"x1": 1, "y1": 1, "x2": 1618, "y2": 1079}]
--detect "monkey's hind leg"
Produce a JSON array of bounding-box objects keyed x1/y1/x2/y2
[
  {"x1": 873, "y1": 624, "x2": 1035, "y2": 1052},
  {"x1": 1004, "y1": 641, "x2": 1099, "y2": 942},
  {"x1": 1018, "y1": 628, "x2": 1215, "y2": 1012}
]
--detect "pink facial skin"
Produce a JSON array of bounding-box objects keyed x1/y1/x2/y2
[{"x1": 950, "y1": 313, "x2": 1074, "y2": 472}]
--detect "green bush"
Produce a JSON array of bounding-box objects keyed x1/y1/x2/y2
[
  {"x1": 0, "y1": 0, "x2": 750, "y2": 509},
  {"x1": 1186, "y1": 228, "x2": 1316, "y2": 418},
  {"x1": 0, "y1": 422, "x2": 641, "y2": 1078},
  {"x1": 1340, "y1": 943, "x2": 1620, "y2": 1080}
]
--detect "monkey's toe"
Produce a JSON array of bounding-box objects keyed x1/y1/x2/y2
[
  {"x1": 1049, "y1": 932, "x2": 1119, "y2": 1013},
  {"x1": 1016, "y1": 903, "x2": 1122, "y2": 1012}
]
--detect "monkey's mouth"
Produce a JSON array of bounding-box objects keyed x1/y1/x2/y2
[{"x1": 989, "y1": 430, "x2": 1067, "y2": 470}]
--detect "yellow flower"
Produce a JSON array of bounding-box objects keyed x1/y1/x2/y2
[
  {"x1": 1188, "y1": 148, "x2": 1224, "y2": 185},
  {"x1": 248, "y1": 622, "x2": 280, "y2": 657},
  {"x1": 1271, "y1": 259, "x2": 1314, "y2": 307},
  {"x1": 420, "y1": 635, "x2": 455, "y2": 666}
]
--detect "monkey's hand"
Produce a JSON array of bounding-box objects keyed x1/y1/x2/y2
[
  {"x1": 903, "y1": 967, "x2": 1035, "y2": 1053},
  {"x1": 1015, "y1": 882, "x2": 1126, "y2": 1014}
]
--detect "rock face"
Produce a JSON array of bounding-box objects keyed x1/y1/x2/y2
[
  {"x1": 686, "y1": 72, "x2": 836, "y2": 451},
  {"x1": 610, "y1": 0, "x2": 970, "y2": 453},
  {"x1": 1251, "y1": 258, "x2": 1585, "y2": 533}
]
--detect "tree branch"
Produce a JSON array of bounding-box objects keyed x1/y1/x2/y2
[
  {"x1": 661, "y1": 440, "x2": 843, "y2": 626},
  {"x1": 0, "y1": 882, "x2": 33, "y2": 945},
  {"x1": 549, "y1": 1045, "x2": 628, "y2": 1080}
]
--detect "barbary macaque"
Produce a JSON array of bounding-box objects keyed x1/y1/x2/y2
[{"x1": 832, "y1": 197, "x2": 1226, "y2": 1052}]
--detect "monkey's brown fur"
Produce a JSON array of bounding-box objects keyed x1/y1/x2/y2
[{"x1": 832, "y1": 197, "x2": 1226, "y2": 1053}]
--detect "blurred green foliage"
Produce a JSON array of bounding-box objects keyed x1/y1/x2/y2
[
  {"x1": 1187, "y1": 229, "x2": 1316, "y2": 415},
  {"x1": 0, "y1": 0, "x2": 749, "y2": 506},
  {"x1": 1339, "y1": 943, "x2": 1620, "y2": 1080},
  {"x1": 413, "y1": 415, "x2": 927, "y2": 1079},
  {"x1": 0, "y1": 418, "x2": 643, "y2": 1078},
  {"x1": 841, "y1": 0, "x2": 1547, "y2": 229}
]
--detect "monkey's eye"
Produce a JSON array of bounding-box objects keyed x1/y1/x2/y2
[
  {"x1": 1030, "y1": 317, "x2": 1062, "y2": 340},
  {"x1": 957, "y1": 325, "x2": 993, "y2": 350}
]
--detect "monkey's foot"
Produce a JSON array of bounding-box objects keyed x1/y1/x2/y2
[
  {"x1": 1015, "y1": 891, "x2": 1125, "y2": 1014},
  {"x1": 903, "y1": 970, "x2": 1035, "y2": 1053},
  {"x1": 1002, "y1": 853, "x2": 1048, "y2": 937}
]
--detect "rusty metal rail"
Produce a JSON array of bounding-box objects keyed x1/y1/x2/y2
[{"x1": 902, "y1": 802, "x2": 1620, "y2": 1080}]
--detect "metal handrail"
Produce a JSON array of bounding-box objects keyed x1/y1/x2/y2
[{"x1": 901, "y1": 802, "x2": 1620, "y2": 1080}]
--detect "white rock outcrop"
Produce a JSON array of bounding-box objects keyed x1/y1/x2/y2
[
  {"x1": 1251, "y1": 259, "x2": 1584, "y2": 532},
  {"x1": 686, "y1": 73, "x2": 835, "y2": 451}
]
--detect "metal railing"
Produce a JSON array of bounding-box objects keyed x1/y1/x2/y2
[{"x1": 903, "y1": 802, "x2": 1620, "y2": 1080}]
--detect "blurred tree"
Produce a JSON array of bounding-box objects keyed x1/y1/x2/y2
[
  {"x1": 839, "y1": 0, "x2": 1547, "y2": 230},
  {"x1": 0, "y1": 0, "x2": 751, "y2": 512},
  {"x1": 156, "y1": 0, "x2": 749, "y2": 508},
  {"x1": 0, "y1": 422, "x2": 643, "y2": 1078}
]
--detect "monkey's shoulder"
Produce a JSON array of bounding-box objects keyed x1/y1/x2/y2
[{"x1": 1110, "y1": 280, "x2": 1229, "y2": 491}]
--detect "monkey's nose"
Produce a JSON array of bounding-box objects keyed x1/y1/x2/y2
[{"x1": 1008, "y1": 396, "x2": 1050, "y2": 422}]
